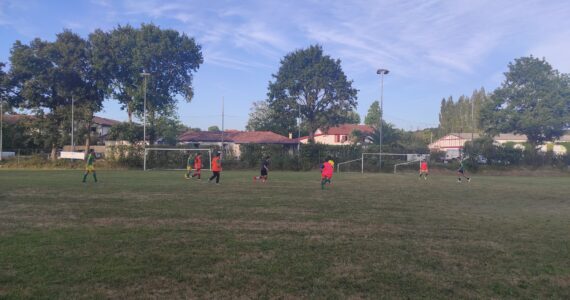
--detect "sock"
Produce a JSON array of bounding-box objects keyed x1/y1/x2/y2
[
  {"x1": 83, "y1": 173, "x2": 88, "y2": 182},
  {"x1": 93, "y1": 173, "x2": 98, "y2": 182}
]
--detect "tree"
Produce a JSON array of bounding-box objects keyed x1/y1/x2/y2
[
  {"x1": 480, "y1": 56, "x2": 570, "y2": 150},
  {"x1": 90, "y1": 24, "x2": 203, "y2": 143},
  {"x1": 208, "y1": 125, "x2": 220, "y2": 132},
  {"x1": 364, "y1": 101, "x2": 381, "y2": 127},
  {"x1": 343, "y1": 110, "x2": 361, "y2": 124},
  {"x1": 438, "y1": 88, "x2": 488, "y2": 135},
  {"x1": 9, "y1": 31, "x2": 105, "y2": 159},
  {"x1": 267, "y1": 45, "x2": 358, "y2": 141},
  {"x1": 106, "y1": 122, "x2": 144, "y2": 144}
]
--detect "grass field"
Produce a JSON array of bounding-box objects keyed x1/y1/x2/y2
[{"x1": 1, "y1": 169, "x2": 569, "y2": 299}]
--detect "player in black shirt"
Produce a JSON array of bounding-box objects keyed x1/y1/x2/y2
[{"x1": 253, "y1": 156, "x2": 271, "y2": 183}]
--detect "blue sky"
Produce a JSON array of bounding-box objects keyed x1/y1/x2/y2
[{"x1": 1, "y1": 0, "x2": 569, "y2": 131}]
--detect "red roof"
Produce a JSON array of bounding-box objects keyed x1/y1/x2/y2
[
  {"x1": 2, "y1": 114, "x2": 35, "y2": 125},
  {"x1": 178, "y1": 130, "x2": 297, "y2": 144},
  {"x1": 323, "y1": 124, "x2": 374, "y2": 135},
  {"x1": 92, "y1": 116, "x2": 121, "y2": 126}
]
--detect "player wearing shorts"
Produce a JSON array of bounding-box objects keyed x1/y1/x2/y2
[
  {"x1": 457, "y1": 159, "x2": 470, "y2": 183},
  {"x1": 82, "y1": 149, "x2": 98, "y2": 183},
  {"x1": 185, "y1": 153, "x2": 194, "y2": 179},
  {"x1": 419, "y1": 159, "x2": 429, "y2": 180},
  {"x1": 254, "y1": 156, "x2": 270, "y2": 182},
  {"x1": 320, "y1": 157, "x2": 334, "y2": 190},
  {"x1": 191, "y1": 153, "x2": 202, "y2": 180}
]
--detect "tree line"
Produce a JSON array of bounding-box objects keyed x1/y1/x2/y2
[
  {"x1": 438, "y1": 56, "x2": 570, "y2": 152},
  {"x1": 1, "y1": 24, "x2": 203, "y2": 158}
]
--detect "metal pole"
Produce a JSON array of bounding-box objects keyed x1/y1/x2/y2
[
  {"x1": 376, "y1": 68, "x2": 389, "y2": 172},
  {"x1": 0, "y1": 96, "x2": 3, "y2": 161},
  {"x1": 298, "y1": 104, "x2": 301, "y2": 151},
  {"x1": 379, "y1": 73, "x2": 384, "y2": 171},
  {"x1": 221, "y1": 96, "x2": 224, "y2": 160},
  {"x1": 71, "y1": 96, "x2": 74, "y2": 151},
  {"x1": 140, "y1": 72, "x2": 150, "y2": 171},
  {"x1": 471, "y1": 97, "x2": 475, "y2": 141}
]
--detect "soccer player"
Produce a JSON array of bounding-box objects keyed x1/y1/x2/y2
[
  {"x1": 209, "y1": 152, "x2": 222, "y2": 184},
  {"x1": 419, "y1": 159, "x2": 429, "y2": 180},
  {"x1": 191, "y1": 153, "x2": 202, "y2": 180},
  {"x1": 320, "y1": 157, "x2": 334, "y2": 190},
  {"x1": 457, "y1": 158, "x2": 471, "y2": 183},
  {"x1": 254, "y1": 156, "x2": 270, "y2": 182},
  {"x1": 185, "y1": 153, "x2": 194, "y2": 179},
  {"x1": 82, "y1": 149, "x2": 98, "y2": 183}
]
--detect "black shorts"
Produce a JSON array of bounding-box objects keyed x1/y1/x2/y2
[
  {"x1": 260, "y1": 169, "x2": 268, "y2": 176},
  {"x1": 457, "y1": 169, "x2": 464, "y2": 174}
]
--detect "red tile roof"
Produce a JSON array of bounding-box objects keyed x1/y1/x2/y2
[
  {"x1": 324, "y1": 124, "x2": 374, "y2": 135},
  {"x1": 178, "y1": 130, "x2": 297, "y2": 144},
  {"x1": 92, "y1": 116, "x2": 121, "y2": 126},
  {"x1": 2, "y1": 114, "x2": 35, "y2": 125}
]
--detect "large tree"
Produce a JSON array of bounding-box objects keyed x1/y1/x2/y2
[
  {"x1": 90, "y1": 24, "x2": 203, "y2": 143},
  {"x1": 267, "y1": 45, "x2": 358, "y2": 141},
  {"x1": 480, "y1": 56, "x2": 570, "y2": 150},
  {"x1": 9, "y1": 31, "x2": 105, "y2": 159}
]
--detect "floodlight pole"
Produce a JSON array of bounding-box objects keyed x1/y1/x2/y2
[
  {"x1": 141, "y1": 71, "x2": 150, "y2": 171},
  {"x1": 0, "y1": 95, "x2": 3, "y2": 161},
  {"x1": 297, "y1": 103, "x2": 301, "y2": 152},
  {"x1": 376, "y1": 68, "x2": 389, "y2": 171},
  {"x1": 71, "y1": 96, "x2": 75, "y2": 151}
]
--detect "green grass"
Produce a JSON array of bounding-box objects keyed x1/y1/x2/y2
[{"x1": 1, "y1": 170, "x2": 569, "y2": 299}]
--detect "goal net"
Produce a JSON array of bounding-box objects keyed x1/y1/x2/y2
[
  {"x1": 358, "y1": 153, "x2": 429, "y2": 173},
  {"x1": 144, "y1": 148, "x2": 212, "y2": 171}
]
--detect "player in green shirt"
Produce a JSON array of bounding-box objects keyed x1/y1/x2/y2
[
  {"x1": 185, "y1": 153, "x2": 195, "y2": 179},
  {"x1": 82, "y1": 149, "x2": 98, "y2": 183}
]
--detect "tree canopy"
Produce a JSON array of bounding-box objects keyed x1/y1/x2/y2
[
  {"x1": 267, "y1": 45, "x2": 358, "y2": 141},
  {"x1": 90, "y1": 24, "x2": 203, "y2": 124},
  {"x1": 438, "y1": 88, "x2": 487, "y2": 135},
  {"x1": 364, "y1": 101, "x2": 381, "y2": 127},
  {"x1": 480, "y1": 56, "x2": 570, "y2": 149},
  {"x1": 9, "y1": 31, "x2": 106, "y2": 158}
]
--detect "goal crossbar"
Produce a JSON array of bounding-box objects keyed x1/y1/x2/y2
[
  {"x1": 393, "y1": 160, "x2": 421, "y2": 174},
  {"x1": 144, "y1": 148, "x2": 212, "y2": 171}
]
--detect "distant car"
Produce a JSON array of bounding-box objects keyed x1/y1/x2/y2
[{"x1": 477, "y1": 155, "x2": 488, "y2": 164}]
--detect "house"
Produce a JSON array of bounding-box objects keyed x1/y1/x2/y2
[
  {"x1": 177, "y1": 130, "x2": 298, "y2": 157},
  {"x1": 429, "y1": 132, "x2": 569, "y2": 158},
  {"x1": 298, "y1": 124, "x2": 375, "y2": 145},
  {"x1": 91, "y1": 116, "x2": 122, "y2": 143}
]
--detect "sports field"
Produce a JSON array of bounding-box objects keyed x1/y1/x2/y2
[{"x1": 1, "y1": 170, "x2": 569, "y2": 298}]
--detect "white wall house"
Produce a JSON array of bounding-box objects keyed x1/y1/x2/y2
[
  {"x1": 429, "y1": 132, "x2": 569, "y2": 158},
  {"x1": 299, "y1": 124, "x2": 375, "y2": 145}
]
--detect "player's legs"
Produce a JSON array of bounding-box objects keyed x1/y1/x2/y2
[
  {"x1": 185, "y1": 167, "x2": 192, "y2": 179},
  {"x1": 92, "y1": 170, "x2": 98, "y2": 182},
  {"x1": 192, "y1": 168, "x2": 201, "y2": 179}
]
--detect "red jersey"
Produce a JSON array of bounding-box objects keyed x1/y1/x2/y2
[
  {"x1": 321, "y1": 161, "x2": 333, "y2": 177},
  {"x1": 194, "y1": 156, "x2": 202, "y2": 169},
  {"x1": 212, "y1": 157, "x2": 222, "y2": 171},
  {"x1": 420, "y1": 161, "x2": 428, "y2": 171}
]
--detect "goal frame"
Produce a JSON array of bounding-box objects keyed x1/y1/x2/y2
[{"x1": 143, "y1": 148, "x2": 212, "y2": 171}]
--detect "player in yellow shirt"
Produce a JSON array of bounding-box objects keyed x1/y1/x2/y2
[{"x1": 82, "y1": 149, "x2": 98, "y2": 183}]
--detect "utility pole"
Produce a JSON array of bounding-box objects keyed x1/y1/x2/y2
[{"x1": 376, "y1": 68, "x2": 390, "y2": 171}]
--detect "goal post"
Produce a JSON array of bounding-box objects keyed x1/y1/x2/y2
[
  {"x1": 360, "y1": 153, "x2": 429, "y2": 173},
  {"x1": 144, "y1": 148, "x2": 212, "y2": 171}
]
